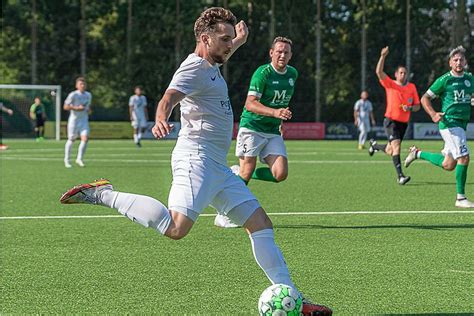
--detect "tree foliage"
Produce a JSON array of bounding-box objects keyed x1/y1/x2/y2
[{"x1": 1, "y1": 0, "x2": 473, "y2": 122}]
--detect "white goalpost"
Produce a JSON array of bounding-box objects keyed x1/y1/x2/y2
[{"x1": 0, "y1": 84, "x2": 62, "y2": 140}]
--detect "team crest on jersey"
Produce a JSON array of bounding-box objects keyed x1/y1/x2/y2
[
  {"x1": 289, "y1": 78, "x2": 294, "y2": 86},
  {"x1": 408, "y1": 97, "x2": 413, "y2": 104},
  {"x1": 465, "y1": 80, "x2": 471, "y2": 87}
]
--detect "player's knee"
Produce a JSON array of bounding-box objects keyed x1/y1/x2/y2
[
  {"x1": 442, "y1": 161, "x2": 456, "y2": 171},
  {"x1": 273, "y1": 170, "x2": 288, "y2": 182},
  {"x1": 165, "y1": 226, "x2": 190, "y2": 240},
  {"x1": 458, "y1": 155, "x2": 470, "y2": 165}
]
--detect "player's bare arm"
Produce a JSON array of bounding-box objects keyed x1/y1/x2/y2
[
  {"x1": 152, "y1": 89, "x2": 185, "y2": 139},
  {"x1": 421, "y1": 94, "x2": 444, "y2": 123},
  {"x1": 353, "y1": 110, "x2": 359, "y2": 126},
  {"x1": 402, "y1": 104, "x2": 421, "y2": 112},
  {"x1": 226, "y1": 20, "x2": 248, "y2": 61},
  {"x1": 245, "y1": 95, "x2": 292, "y2": 120},
  {"x1": 64, "y1": 103, "x2": 85, "y2": 111},
  {"x1": 376, "y1": 46, "x2": 389, "y2": 80}
]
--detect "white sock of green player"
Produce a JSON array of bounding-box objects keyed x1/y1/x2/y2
[
  {"x1": 250, "y1": 229, "x2": 296, "y2": 290},
  {"x1": 77, "y1": 140, "x2": 88, "y2": 161},
  {"x1": 64, "y1": 140, "x2": 73, "y2": 162},
  {"x1": 99, "y1": 190, "x2": 171, "y2": 234}
]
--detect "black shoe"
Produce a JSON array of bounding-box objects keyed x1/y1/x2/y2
[
  {"x1": 136, "y1": 141, "x2": 142, "y2": 148},
  {"x1": 398, "y1": 175, "x2": 411, "y2": 185},
  {"x1": 368, "y1": 139, "x2": 377, "y2": 156}
]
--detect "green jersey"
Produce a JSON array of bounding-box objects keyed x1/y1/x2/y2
[
  {"x1": 426, "y1": 71, "x2": 474, "y2": 130},
  {"x1": 30, "y1": 103, "x2": 45, "y2": 120},
  {"x1": 239, "y1": 63, "x2": 298, "y2": 134}
]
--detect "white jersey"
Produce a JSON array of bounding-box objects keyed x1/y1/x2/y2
[
  {"x1": 129, "y1": 95, "x2": 148, "y2": 121},
  {"x1": 354, "y1": 99, "x2": 373, "y2": 123},
  {"x1": 65, "y1": 90, "x2": 92, "y2": 123},
  {"x1": 167, "y1": 53, "x2": 233, "y2": 165}
]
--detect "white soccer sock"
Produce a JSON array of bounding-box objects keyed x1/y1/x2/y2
[
  {"x1": 100, "y1": 190, "x2": 171, "y2": 235},
  {"x1": 133, "y1": 134, "x2": 138, "y2": 143},
  {"x1": 64, "y1": 140, "x2": 73, "y2": 162},
  {"x1": 77, "y1": 140, "x2": 88, "y2": 161},
  {"x1": 250, "y1": 229, "x2": 296, "y2": 289},
  {"x1": 137, "y1": 132, "x2": 142, "y2": 141}
]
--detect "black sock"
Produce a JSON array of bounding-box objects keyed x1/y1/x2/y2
[
  {"x1": 41, "y1": 128, "x2": 44, "y2": 137},
  {"x1": 392, "y1": 155, "x2": 403, "y2": 177},
  {"x1": 35, "y1": 129, "x2": 40, "y2": 138},
  {"x1": 373, "y1": 143, "x2": 387, "y2": 152}
]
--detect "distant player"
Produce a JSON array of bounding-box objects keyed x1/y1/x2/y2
[
  {"x1": 59, "y1": 7, "x2": 331, "y2": 315},
  {"x1": 405, "y1": 46, "x2": 474, "y2": 208},
  {"x1": 63, "y1": 77, "x2": 92, "y2": 168},
  {"x1": 129, "y1": 86, "x2": 148, "y2": 147},
  {"x1": 353, "y1": 90, "x2": 376, "y2": 150},
  {"x1": 0, "y1": 102, "x2": 14, "y2": 150},
  {"x1": 30, "y1": 96, "x2": 47, "y2": 141},
  {"x1": 215, "y1": 36, "x2": 297, "y2": 228},
  {"x1": 369, "y1": 46, "x2": 420, "y2": 185}
]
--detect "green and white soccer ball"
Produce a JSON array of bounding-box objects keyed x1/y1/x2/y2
[{"x1": 258, "y1": 283, "x2": 303, "y2": 316}]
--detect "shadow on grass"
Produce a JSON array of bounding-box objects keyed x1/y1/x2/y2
[{"x1": 274, "y1": 224, "x2": 474, "y2": 230}]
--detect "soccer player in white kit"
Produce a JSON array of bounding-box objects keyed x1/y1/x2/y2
[
  {"x1": 353, "y1": 90, "x2": 375, "y2": 150},
  {"x1": 129, "y1": 86, "x2": 148, "y2": 147},
  {"x1": 63, "y1": 77, "x2": 92, "y2": 168},
  {"x1": 59, "y1": 7, "x2": 331, "y2": 315}
]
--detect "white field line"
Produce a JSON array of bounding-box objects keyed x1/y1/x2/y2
[
  {"x1": 1, "y1": 210, "x2": 474, "y2": 220},
  {"x1": 0, "y1": 156, "x2": 394, "y2": 164},
  {"x1": 447, "y1": 270, "x2": 474, "y2": 274}
]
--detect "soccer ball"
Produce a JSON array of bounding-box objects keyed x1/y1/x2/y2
[{"x1": 258, "y1": 284, "x2": 303, "y2": 316}]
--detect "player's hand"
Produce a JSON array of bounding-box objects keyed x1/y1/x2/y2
[
  {"x1": 381, "y1": 46, "x2": 389, "y2": 57},
  {"x1": 273, "y1": 108, "x2": 292, "y2": 120},
  {"x1": 7, "y1": 109, "x2": 13, "y2": 116},
  {"x1": 430, "y1": 112, "x2": 444, "y2": 123},
  {"x1": 234, "y1": 20, "x2": 249, "y2": 43},
  {"x1": 402, "y1": 104, "x2": 410, "y2": 112},
  {"x1": 152, "y1": 120, "x2": 174, "y2": 139},
  {"x1": 76, "y1": 104, "x2": 85, "y2": 111}
]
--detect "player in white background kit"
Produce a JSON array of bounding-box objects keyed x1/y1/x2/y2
[
  {"x1": 353, "y1": 90, "x2": 376, "y2": 150},
  {"x1": 59, "y1": 7, "x2": 332, "y2": 316},
  {"x1": 63, "y1": 77, "x2": 92, "y2": 168},
  {"x1": 129, "y1": 86, "x2": 148, "y2": 147}
]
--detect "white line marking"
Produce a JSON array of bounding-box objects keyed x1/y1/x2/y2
[
  {"x1": 1, "y1": 210, "x2": 473, "y2": 220},
  {"x1": 448, "y1": 270, "x2": 474, "y2": 274},
  {"x1": 0, "y1": 156, "x2": 392, "y2": 164}
]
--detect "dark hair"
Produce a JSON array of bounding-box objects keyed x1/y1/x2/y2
[
  {"x1": 272, "y1": 36, "x2": 293, "y2": 48},
  {"x1": 134, "y1": 86, "x2": 142, "y2": 90},
  {"x1": 395, "y1": 65, "x2": 407, "y2": 72},
  {"x1": 34, "y1": 96, "x2": 41, "y2": 100},
  {"x1": 76, "y1": 76, "x2": 86, "y2": 83},
  {"x1": 194, "y1": 7, "x2": 237, "y2": 41}
]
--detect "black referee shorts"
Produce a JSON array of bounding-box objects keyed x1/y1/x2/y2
[{"x1": 383, "y1": 118, "x2": 407, "y2": 142}]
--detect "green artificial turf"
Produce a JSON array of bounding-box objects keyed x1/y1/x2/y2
[{"x1": 1, "y1": 139, "x2": 473, "y2": 314}]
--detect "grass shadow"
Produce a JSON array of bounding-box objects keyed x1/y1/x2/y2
[{"x1": 274, "y1": 224, "x2": 474, "y2": 231}]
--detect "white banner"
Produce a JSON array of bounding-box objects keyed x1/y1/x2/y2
[{"x1": 414, "y1": 123, "x2": 474, "y2": 139}]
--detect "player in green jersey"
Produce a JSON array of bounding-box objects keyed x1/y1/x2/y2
[
  {"x1": 405, "y1": 46, "x2": 474, "y2": 207},
  {"x1": 30, "y1": 96, "x2": 47, "y2": 141},
  {"x1": 215, "y1": 36, "x2": 297, "y2": 228}
]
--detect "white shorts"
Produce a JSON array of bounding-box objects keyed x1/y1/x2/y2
[
  {"x1": 235, "y1": 127, "x2": 287, "y2": 163},
  {"x1": 131, "y1": 118, "x2": 147, "y2": 129},
  {"x1": 168, "y1": 154, "x2": 260, "y2": 223},
  {"x1": 67, "y1": 119, "x2": 89, "y2": 139},
  {"x1": 440, "y1": 127, "x2": 469, "y2": 159}
]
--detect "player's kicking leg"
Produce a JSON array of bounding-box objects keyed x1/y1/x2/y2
[{"x1": 229, "y1": 204, "x2": 332, "y2": 315}]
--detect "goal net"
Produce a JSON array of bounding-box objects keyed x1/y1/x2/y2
[{"x1": 0, "y1": 84, "x2": 61, "y2": 140}]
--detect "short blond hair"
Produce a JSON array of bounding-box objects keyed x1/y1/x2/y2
[
  {"x1": 448, "y1": 45, "x2": 466, "y2": 60},
  {"x1": 272, "y1": 36, "x2": 293, "y2": 48},
  {"x1": 194, "y1": 7, "x2": 237, "y2": 41}
]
